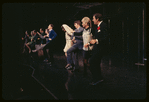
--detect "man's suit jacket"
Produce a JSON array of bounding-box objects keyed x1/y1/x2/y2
[
  {"x1": 47, "y1": 29, "x2": 57, "y2": 43},
  {"x1": 92, "y1": 22, "x2": 108, "y2": 55}
]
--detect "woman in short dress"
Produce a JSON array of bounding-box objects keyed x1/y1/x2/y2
[
  {"x1": 61, "y1": 24, "x2": 74, "y2": 57},
  {"x1": 26, "y1": 31, "x2": 35, "y2": 53}
]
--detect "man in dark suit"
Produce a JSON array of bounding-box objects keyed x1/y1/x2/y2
[
  {"x1": 84, "y1": 13, "x2": 108, "y2": 85},
  {"x1": 43, "y1": 24, "x2": 57, "y2": 65}
]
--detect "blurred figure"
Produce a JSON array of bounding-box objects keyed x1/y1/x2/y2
[
  {"x1": 22, "y1": 31, "x2": 29, "y2": 53},
  {"x1": 32, "y1": 28, "x2": 48, "y2": 52},
  {"x1": 38, "y1": 28, "x2": 47, "y2": 45},
  {"x1": 25, "y1": 31, "x2": 34, "y2": 53},
  {"x1": 26, "y1": 30, "x2": 38, "y2": 53}
]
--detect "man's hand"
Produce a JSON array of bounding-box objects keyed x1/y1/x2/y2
[
  {"x1": 22, "y1": 38, "x2": 24, "y2": 40},
  {"x1": 84, "y1": 43, "x2": 89, "y2": 48},
  {"x1": 49, "y1": 38, "x2": 52, "y2": 40},
  {"x1": 72, "y1": 37, "x2": 76, "y2": 43},
  {"x1": 90, "y1": 39, "x2": 97, "y2": 44},
  {"x1": 38, "y1": 38, "x2": 40, "y2": 40}
]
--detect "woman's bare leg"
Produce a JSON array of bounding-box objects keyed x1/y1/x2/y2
[
  {"x1": 26, "y1": 44, "x2": 31, "y2": 53},
  {"x1": 65, "y1": 52, "x2": 67, "y2": 57}
]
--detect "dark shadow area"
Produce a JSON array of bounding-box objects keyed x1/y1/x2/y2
[{"x1": 2, "y1": 49, "x2": 146, "y2": 100}]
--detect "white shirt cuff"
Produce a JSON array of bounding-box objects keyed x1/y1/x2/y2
[{"x1": 96, "y1": 39, "x2": 99, "y2": 44}]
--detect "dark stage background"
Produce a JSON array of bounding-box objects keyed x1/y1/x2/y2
[
  {"x1": 2, "y1": 3, "x2": 146, "y2": 66},
  {"x1": 2, "y1": 2, "x2": 147, "y2": 100}
]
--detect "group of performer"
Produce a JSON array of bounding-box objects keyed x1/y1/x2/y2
[
  {"x1": 22, "y1": 24, "x2": 57, "y2": 65},
  {"x1": 22, "y1": 13, "x2": 108, "y2": 85}
]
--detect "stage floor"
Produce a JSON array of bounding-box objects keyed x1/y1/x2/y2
[{"x1": 2, "y1": 51, "x2": 146, "y2": 100}]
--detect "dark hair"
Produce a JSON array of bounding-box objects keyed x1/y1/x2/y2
[
  {"x1": 45, "y1": 29, "x2": 49, "y2": 33},
  {"x1": 33, "y1": 30, "x2": 37, "y2": 33},
  {"x1": 40, "y1": 28, "x2": 44, "y2": 31},
  {"x1": 74, "y1": 20, "x2": 81, "y2": 25},
  {"x1": 61, "y1": 25, "x2": 63, "y2": 29},
  {"x1": 61, "y1": 26, "x2": 65, "y2": 31},
  {"x1": 93, "y1": 13, "x2": 103, "y2": 21},
  {"x1": 49, "y1": 24, "x2": 54, "y2": 28}
]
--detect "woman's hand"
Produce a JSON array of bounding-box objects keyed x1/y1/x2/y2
[
  {"x1": 65, "y1": 52, "x2": 67, "y2": 57},
  {"x1": 84, "y1": 43, "x2": 89, "y2": 48},
  {"x1": 70, "y1": 30, "x2": 75, "y2": 33},
  {"x1": 90, "y1": 39, "x2": 97, "y2": 44}
]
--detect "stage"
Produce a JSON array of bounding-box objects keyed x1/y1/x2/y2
[
  {"x1": 2, "y1": 50, "x2": 146, "y2": 100},
  {"x1": 2, "y1": 2, "x2": 146, "y2": 100}
]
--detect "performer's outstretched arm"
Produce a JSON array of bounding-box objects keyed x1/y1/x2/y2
[{"x1": 37, "y1": 32, "x2": 46, "y2": 39}]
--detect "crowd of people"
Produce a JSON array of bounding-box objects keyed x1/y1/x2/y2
[{"x1": 22, "y1": 13, "x2": 108, "y2": 85}]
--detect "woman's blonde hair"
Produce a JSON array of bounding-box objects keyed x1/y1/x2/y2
[{"x1": 81, "y1": 17, "x2": 92, "y2": 27}]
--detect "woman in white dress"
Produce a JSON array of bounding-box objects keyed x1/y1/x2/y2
[{"x1": 61, "y1": 24, "x2": 74, "y2": 57}]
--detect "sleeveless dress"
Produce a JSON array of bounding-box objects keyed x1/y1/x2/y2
[{"x1": 27, "y1": 35, "x2": 35, "y2": 45}]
